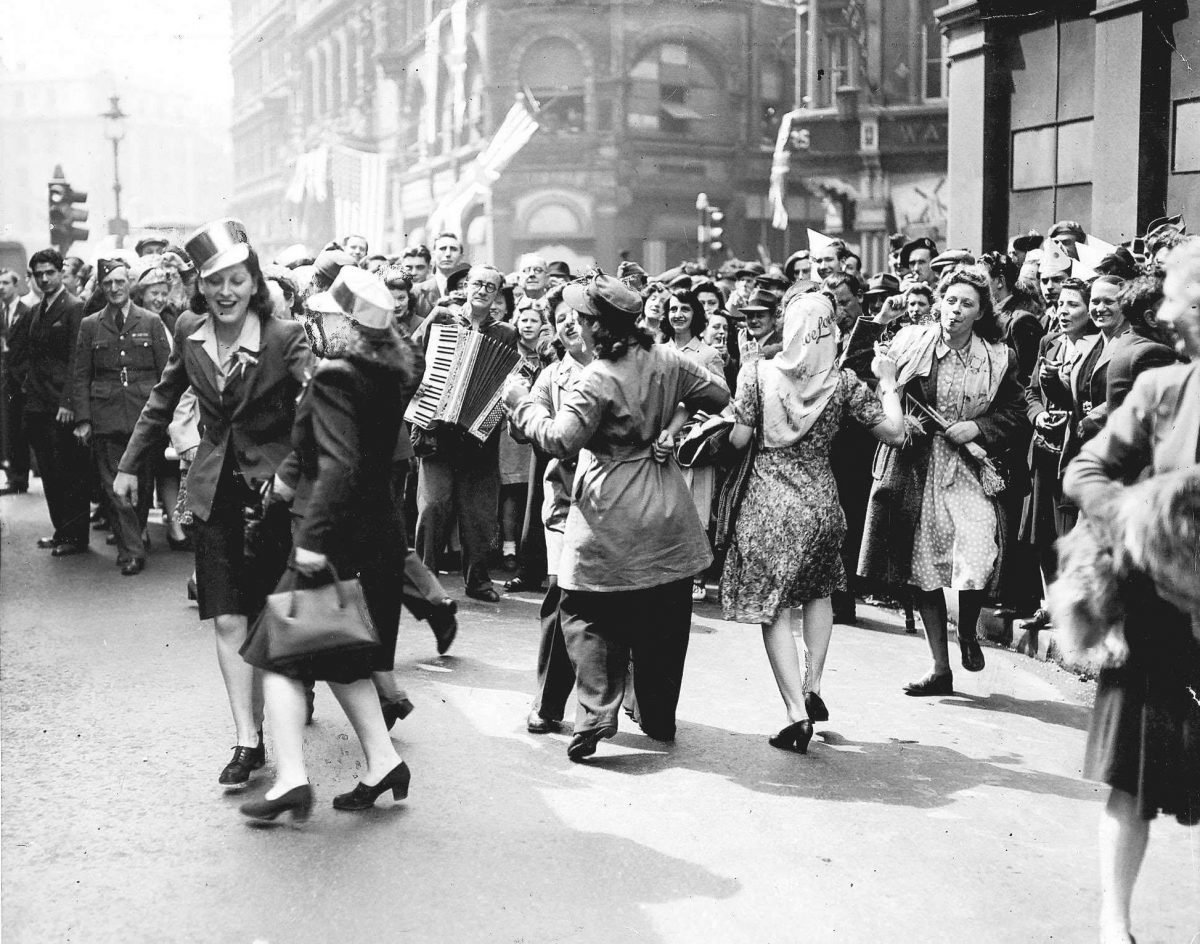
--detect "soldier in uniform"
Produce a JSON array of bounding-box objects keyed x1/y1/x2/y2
[{"x1": 72, "y1": 259, "x2": 171, "y2": 575}]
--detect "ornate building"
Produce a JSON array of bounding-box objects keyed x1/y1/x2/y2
[{"x1": 230, "y1": 0, "x2": 948, "y2": 272}]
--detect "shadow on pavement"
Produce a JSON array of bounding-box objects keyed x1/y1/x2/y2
[{"x1": 937, "y1": 691, "x2": 1091, "y2": 731}]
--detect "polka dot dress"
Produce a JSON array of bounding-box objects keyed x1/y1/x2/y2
[{"x1": 911, "y1": 336, "x2": 999, "y2": 591}]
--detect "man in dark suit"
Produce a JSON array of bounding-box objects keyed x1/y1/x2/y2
[
  {"x1": 8, "y1": 249, "x2": 90, "y2": 553},
  {"x1": 72, "y1": 259, "x2": 171, "y2": 574},
  {"x1": 413, "y1": 232, "x2": 467, "y2": 321},
  {"x1": 0, "y1": 267, "x2": 32, "y2": 493}
]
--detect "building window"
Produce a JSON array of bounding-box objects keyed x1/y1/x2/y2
[
  {"x1": 921, "y1": 0, "x2": 946, "y2": 100},
  {"x1": 627, "y1": 42, "x2": 720, "y2": 136},
  {"x1": 1173, "y1": 99, "x2": 1200, "y2": 173},
  {"x1": 1011, "y1": 119, "x2": 1094, "y2": 189},
  {"x1": 520, "y1": 38, "x2": 586, "y2": 134}
]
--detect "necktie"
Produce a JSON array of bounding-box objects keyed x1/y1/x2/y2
[{"x1": 116, "y1": 309, "x2": 125, "y2": 333}]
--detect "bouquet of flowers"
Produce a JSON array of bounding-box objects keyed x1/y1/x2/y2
[{"x1": 904, "y1": 394, "x2": 1007, "y2": 497}]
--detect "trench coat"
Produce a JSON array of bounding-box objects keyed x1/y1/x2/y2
[{"x1": 510, "y1": 342, "x2": 730, "y2": 592}]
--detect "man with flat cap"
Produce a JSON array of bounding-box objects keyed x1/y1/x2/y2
[{"x1": 72, "y1": 259, "x2": 171, "y2": 574}]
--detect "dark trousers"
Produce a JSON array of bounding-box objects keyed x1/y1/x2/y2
[
  {"x1": 415, "y1": 454, "x2": 498, "y2": 592},
  {"x1": 515, "y1": 453, "x2": 548, "y2": 586},
  {"x1": 531, "y1": 578, "x2": 576, "y2": 721},
  {"x1": 25, "y1": 411, "x2": 90, "y2": 545},
  {"x1": 94, "y1": 433, "x2": 152, "y2": 561},
  {"x1": 559, "y1": 578, "x2": 693, "y2": 740},
  {"x1": 1, "y1": 364, "x2": 29, "y2": 486},
  {"x1": 401, "y1": 549, "x2": 450, "y2": 619}
]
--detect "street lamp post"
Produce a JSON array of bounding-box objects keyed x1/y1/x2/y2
[{"x1": 101, "y1": 96, "x2": 129, "y2": 248}]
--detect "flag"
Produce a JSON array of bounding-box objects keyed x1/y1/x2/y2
[
  {"x1": 769, "y1": 109, "x2": 802, "y2": 231},
  {"x1": 426, "y1": 95, "x2": 540, "y2": 236},
  {"x1": 330, "y1": 145, "x2": 388, "y2": 249}
]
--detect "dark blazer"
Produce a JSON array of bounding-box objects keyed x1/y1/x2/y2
[
  {"x1": 72, "y1": 304, "x2": 171, "y2": 437},
  {"x1": 8, "y1": 290, "x2": 85, "y2": 414},
  {"x1": 1104, "y1": 330, "x2": 1180, "y2": 412},
  {"x1": 858, "y1": 343, "x2": 1032, "y2": 596},
  {"x1": 119, "y1": 310, "x2": 313, "y2": 521},
  {"x1": 999, "y1": 306, "x2": 1044, "y2": 385}
]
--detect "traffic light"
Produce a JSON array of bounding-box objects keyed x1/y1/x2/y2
[
  {"x1": 707, "y1": 207, "x2": 726, "y2": 256},
  {"x1": 48, "y1": 168, "x2": 89, "y2": 253}
]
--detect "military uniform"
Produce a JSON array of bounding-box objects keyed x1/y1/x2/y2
[{"x1": 72, "y1": 302, "x2": 171, "y2": 565}]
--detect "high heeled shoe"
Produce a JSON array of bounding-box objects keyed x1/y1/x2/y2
[
  {"x1": 381, "y1": 697, "x2": 415, "y2": 730},
  {"x1": 240, "y1": 784, "x2": 313, "y2": 824},
  {"x1": 804, "y1": 692, "x2": 829, "y2": 723},
  {"x1": 768, "y1": 719, "x2": 814, "y2": 754},
  {"x1": 332, "y1": 761, "x2": 410, "y2": 811}
]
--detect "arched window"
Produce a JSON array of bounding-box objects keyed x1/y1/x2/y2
[
  {"x1": 627, "y1": 42, "x2": 720, "y2": 136},
  {"x1": 520, "y1": 37, "x2": 586, "y2": 134},
  {"x1": 526, "y1": 202, "x2": 583, "y2": 237}
]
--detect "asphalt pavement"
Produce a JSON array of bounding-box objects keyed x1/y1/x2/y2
[{"x1": 2, "y1": 484, "x2": 1198, "y2": 944}]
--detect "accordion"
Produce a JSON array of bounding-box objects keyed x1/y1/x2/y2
[{"x1": 405, "y1": 323, "x2": 523, "y2": 442}]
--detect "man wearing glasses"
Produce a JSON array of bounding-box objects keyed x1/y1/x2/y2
[{"x1": 413, "y1": 264, "x2": 519, "y2": 602}]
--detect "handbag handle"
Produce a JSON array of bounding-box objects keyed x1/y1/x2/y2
[{"x1": 287, "y1": 561, "x2": 348, "y2": 618}]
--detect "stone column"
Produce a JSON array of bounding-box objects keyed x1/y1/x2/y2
[{"x1": 1090, "y1": 0, "x2": 1172, "y2": 239}]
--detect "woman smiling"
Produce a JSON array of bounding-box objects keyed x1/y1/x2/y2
[{"x1": 115, "y1": 219, "x2": 313, "y2": 789}]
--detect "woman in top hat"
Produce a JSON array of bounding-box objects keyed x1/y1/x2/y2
[
  {"x1": 240, "y1": 267, "x2": 420, "y2": 822},
  {"x1": 504, "y1": 273, "x2": 729, "y2": 761},
  {"x1": 114, "y1": 218, "x2": 314, "y2": 788}
]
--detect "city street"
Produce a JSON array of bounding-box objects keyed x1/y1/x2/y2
[{"x1": 1, "y1": 486, "x2": 1197, "y2": 944}]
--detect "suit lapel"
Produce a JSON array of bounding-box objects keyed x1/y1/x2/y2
[{"x1": 185, "y1": 329, "x2": 223, "y2": 399}]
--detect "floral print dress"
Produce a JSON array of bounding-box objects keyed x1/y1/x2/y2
[{"x1": 720, "y1": 366, "x2": 884, "y2": 624}]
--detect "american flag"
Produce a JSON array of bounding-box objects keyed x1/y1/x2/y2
[
  {"x1": 330, "y1": 145, "x2": 388, "y2": 249},
  {"x1": 425, "y1": 95, "x2": 540, "y2": 235}
]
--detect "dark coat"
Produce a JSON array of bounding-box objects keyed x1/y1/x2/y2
[
  {"x1": 118, "y1": 310, "x2": 313, "y2": 521},
  {"x1": 71, "y1": 304, "x2": 171, "y2": 437},
  {"x1": 1104, "y1": 330, "x2": 1180, "y2": 412},
  {"x1": 998, "y1": 305, "x2": 1044, "y2": 386},
  {"x1": 858, "y1": 343, "x2": 1032, "y2": 597},
  {"x1": 8, "y1": 290, "x2": 85, "y2": 414}
]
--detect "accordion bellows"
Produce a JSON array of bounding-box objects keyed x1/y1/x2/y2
[{"x1": 406, "y1": 323, "x2": 522, "y2": 442}]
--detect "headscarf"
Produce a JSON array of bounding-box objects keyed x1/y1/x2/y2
[{"x1": 758, "y1": 291, "x2": 840, "y2": 447}]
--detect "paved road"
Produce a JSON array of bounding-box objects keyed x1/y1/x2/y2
[{"x1": 2, "y1": 485, "x2": 1198, "y2": 944}]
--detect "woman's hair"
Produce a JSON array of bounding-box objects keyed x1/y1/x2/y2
[
  {"x1": 661, "y1": 288, "x2": 707, "y2": 340},
  {"x1": 942, "y1": 267, "x2": 1002, "y2": 342},
  {"x1": 582, "y1": 302, "x2": 655, "y2": 360},
  {"x1": 188, "y1": 246, "x2": 274, "y2": 318},
  {"x1": 978, "y1": 250, "x2": 1019, "y2": 292},
  {"x1": 382, "y1": 267, "x2": 412, "y2": 293},
  {"x1": 1058, "y1": 277, "x2": 1091, "y2": 306},
  {"x1": 1091, "y1": 274, "x2": 1125, "y2": 295},
  {"x1": 1119, "y1": 274, "x2": 1166, "y2": 334},
  {"x1": 691, "y1": 279, "x2": 726, "y2": 311}
]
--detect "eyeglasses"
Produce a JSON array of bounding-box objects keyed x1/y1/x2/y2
[{"x1": 468, "y1": 280, "x2": 500, "y2": 293}]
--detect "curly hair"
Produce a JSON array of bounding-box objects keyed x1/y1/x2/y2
[
  {"x1": 941, "y1": 266, "x2": 1002, "y2": 342},
  {"x1": 188, "y1": 246, "x2": 274, "y2": 319},
  {"x1": 581, "y1": 304, "x2": 655, "y2": 360},
  {"x1": 1119, "y1": 275, "x2": 1166, "y2": 335}
]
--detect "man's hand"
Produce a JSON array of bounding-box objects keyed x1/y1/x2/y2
[
  {"x1": 651, "y1": 429, "x2": 675, "y2": 463},
  {"x1": 872, "y1": 295, "x2": 905, "y2": 326},
  {"x1": 56, "y1": 407, "x2": 74, "y2": 425},
  {"x1": 502, "y1": 376, "x2": 531, "y2": 411},
  {"x1": 113, "y1": 471, "x2": 139, "y2": 507},
  {"x1": 73, "y1": 422, "x2": 91, "y2": 445}
]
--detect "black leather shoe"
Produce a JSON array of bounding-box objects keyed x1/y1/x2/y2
[
  {"x1": 219, "y1": 740, "x2": 266, "y2": 788},
  {"x1": 567, "y1": 725, "x2": 617, "y2": 762},
  {"x1": 51, "y1": 542, "x2": 87, "y2": 557},
  {"x1": 465, "y1": 586, "x2": 501, "y2": 603},
  {"x1": 429, "y1": 599, "x2": 458, "y2": 655},
  {"x1": 903, "y1": 672, "x2": 954, "y2": 697},
  {"x1": 526, "y1": 711, "x2": 562, "y2": 734},
  {"x1": 186, "y1": 576, "x2": 198, "y2": 601},
  {"x1": 240, "y1": 784, "x2": 313, "y2": 824},
  {"x1": 332, "y1": 761, "x2": 410, "y2": 811},
  {"x1": 381, "y1": 697, "x2": 415, "y2": 730},
  {"x1": 804, "y1": 691, "x2": 829, "y2": 722},
  {"x1": 36, "y1": 536, "x2": 60, "y2": 549},
  {"x1": 167, "y1": 533, "x2": 193, "y2": 552},
  {"x1": 769, "y1": 719, "x2": 814, "y2": 754},
  {"x1": 120, "y1": 558, "x2": 145, "y2": 576},
  {"x1": 959, "y1": 635, "x2": 986, "y2": 672}
]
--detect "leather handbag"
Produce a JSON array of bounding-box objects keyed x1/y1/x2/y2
[
  {"x1": 713, "y1": 364, "x2": 761, "y2": 554},
  {"x1": 240, "y1": 563, "x2": 380, "y2": 670},
  {"x1": 675, "y1": 413, "x2": 735, "y2": 468}
]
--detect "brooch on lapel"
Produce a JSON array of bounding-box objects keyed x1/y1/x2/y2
[{"x1": 232, "y1": 350, "x2": 259, "y2": 378}]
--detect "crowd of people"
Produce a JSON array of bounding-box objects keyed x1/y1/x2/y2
[{"x1": 1, "y1": 211, "x2": 1196, "y2": 944}]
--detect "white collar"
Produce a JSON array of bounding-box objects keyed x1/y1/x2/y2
[{"x1": 188, "y1": 313, "x2": 262, "y2": 370}]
